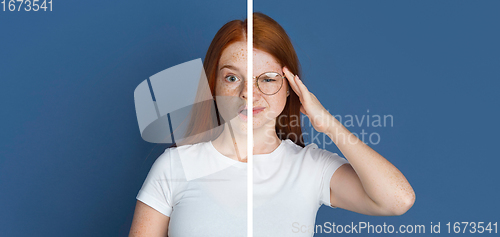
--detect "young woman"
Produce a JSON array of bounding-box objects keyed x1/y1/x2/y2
[{"x1": 129, "y1": 12, "x2": 415, "y2": 237}]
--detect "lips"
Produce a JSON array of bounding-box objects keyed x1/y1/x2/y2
[
  {"x1": 252, "y1": 107, "x2": 265, "y2": 114},
  {"x1": 238, "y1": 105, "x2": 247, "y2": 114},
  {"x1": 238, "y1": 106, "x2": 265, "y2": 116}
]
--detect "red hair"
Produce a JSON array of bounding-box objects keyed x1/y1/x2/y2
[{"x1": 176, "y1": 12, "x2": 304, "y2": 148}]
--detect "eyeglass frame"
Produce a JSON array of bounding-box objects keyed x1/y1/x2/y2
[{"x1": 251, "y1": 71, "x2": 285, "y2": 95}]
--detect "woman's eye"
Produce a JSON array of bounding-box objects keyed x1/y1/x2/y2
[
  {"x1": 225, "y1": 75, "x2": 239, "y2": 82},
  {"x1": 262, "y1": 78, "x2": 276, "y2": 83}
]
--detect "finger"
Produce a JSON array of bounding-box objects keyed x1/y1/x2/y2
[
  {"x1": 283, "y1": 66, "x2": 301, "y2": 97},
  {"x1": 294, "y1": 75, "x2": 312, "y2": 100},
  {"x1": 300, "y1": 105, "x2": 308, "y2": 116},
  {"x1": 283, "y1": 66, "x2": 302, "y2": 97}
]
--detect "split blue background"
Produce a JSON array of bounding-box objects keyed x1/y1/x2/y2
[{"x1": 1, "y1": 0, "x2": 499, "y2": 236}]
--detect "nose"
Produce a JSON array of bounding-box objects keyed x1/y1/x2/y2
[{"x1": 240, "y1": 78, "x2": 261, "y2": 101}]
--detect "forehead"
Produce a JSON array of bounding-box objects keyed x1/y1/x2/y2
[
  {"x1": 218, "y1": 41, "x2": 247, "y2": 69},
  {"x1": 218, "y1": 42, "x2": 281, "y2": 72},
  {"x1": 254, "y1": 49, "x2": 281, "y2": 72}
]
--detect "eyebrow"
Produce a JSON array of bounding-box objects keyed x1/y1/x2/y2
[{"x1": 219, "y1": 64, "x2": 241, "y2": 72}]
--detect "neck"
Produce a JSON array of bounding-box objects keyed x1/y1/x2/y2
[{"x1": 212, "y1": 121, "x2": 281, "y2": 162}]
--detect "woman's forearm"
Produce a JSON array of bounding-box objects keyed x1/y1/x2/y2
[{"x1": 325, "y1": 116, "x2": 415, "y2": 214}]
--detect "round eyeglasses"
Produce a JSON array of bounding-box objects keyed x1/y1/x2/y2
[{"x1": 253, "y1": 72, "x2": 285, "y2": 95}]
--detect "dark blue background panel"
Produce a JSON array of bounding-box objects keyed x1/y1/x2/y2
[{"x1": 1, "y1": 0, "x2": 499, "y2": 236}]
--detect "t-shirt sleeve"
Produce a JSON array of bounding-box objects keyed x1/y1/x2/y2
[
  {"x1": 318, "y1": 149, "x2": 349, "y2": 208},
  {"x1": 136, "y1": 149, "x2": 175, "y2": 217}
]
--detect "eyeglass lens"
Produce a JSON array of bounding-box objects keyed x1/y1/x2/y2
[{"x1": 257, "y1": 72, "x2": 283, "y2": 95}]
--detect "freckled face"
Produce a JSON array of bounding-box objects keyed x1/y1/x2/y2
[
  {"x1": 215, "y1": 41, "x2": 288, "y2": 131},
  {"x1": 215, "y1": 41, "x2": 247, "y2": 129},
  {"x1": 253, "y1": 47, "x2": 289, "y2": 129}
]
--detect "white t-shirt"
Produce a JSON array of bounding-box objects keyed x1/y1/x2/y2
[{"x1": 136, "y1": 139, "x2": 349, "y2": 237}]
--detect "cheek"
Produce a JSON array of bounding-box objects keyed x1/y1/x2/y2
[
  {"x1": 215, "y1": 82, "x2": 225, "y2": 96},
  {"x1": 267, "y1": 93, "x2": 288, "y2": 115},
  {"x1": 215, "y1": 81, "x2": 239, "y2": 96}
]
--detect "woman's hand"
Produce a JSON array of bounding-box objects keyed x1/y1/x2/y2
[
  {"x1": 283, "y1": 67, "x2": 415, "y2": 216},
  {"x1": 283, "y1": 66, "x2": 334, "y2": 134}
]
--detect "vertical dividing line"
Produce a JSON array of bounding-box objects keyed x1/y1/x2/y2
[{"x1": 247, "y1": 0, "x2": 253, "y2": 236}]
